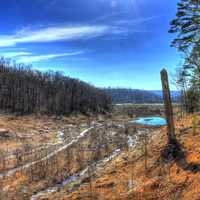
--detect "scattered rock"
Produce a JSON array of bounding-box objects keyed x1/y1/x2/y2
[
  {"x1": 180, "y1": 127, "x2": 192, "y2": 134},
  {"x1": 0, "y1": 128, "x2": 8, "y2": 134},
  {"x1": 150, "y1": 181, "x2": 160, "y2": 190},
  {"x1": 96, "y1": 181, "x2": 115, "y2": 188},
  {"x1": 0, "y1": 129, "x2": 14, "y2": 139},
  {"x1": 122, "y1": 155, "x2": 128, "y2": 161},
  {"x1": 53, "y1": 116, "x2": 63, "y2": 121},
  {"x1": 108, "y1": 170, "x2": 117, "y2": 175}
]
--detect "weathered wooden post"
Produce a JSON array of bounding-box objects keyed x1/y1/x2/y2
[{"x1": 160, "y1": 69, "x2": 176, "y2": 144}]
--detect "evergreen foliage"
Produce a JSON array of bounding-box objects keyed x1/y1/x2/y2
[{"x1": 170, "y1": 0, "x2": 200, "y2": 112}]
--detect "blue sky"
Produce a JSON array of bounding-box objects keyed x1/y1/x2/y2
[{"x1": 0, "y1": 0, "x2": 180, "y2": 90}]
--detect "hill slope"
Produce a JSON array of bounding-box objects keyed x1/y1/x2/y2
[
  {"x1": 0, "y1": 61, "x2": 111, "y2": 115},
  {"x1": 40, "y1": 114, "x2": 200, "y2": 200}
]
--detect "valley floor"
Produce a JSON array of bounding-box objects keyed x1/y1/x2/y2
[
  {"x1": 39, "y1": 114, "x2": 200, "y2": 200},
  {"x1": 0, "y1": 111, "x2": 200, "y2": 200}
]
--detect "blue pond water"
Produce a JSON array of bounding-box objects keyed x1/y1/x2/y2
[{"x1": 131, "y1": 117, "x2": 166, "y2": 126}]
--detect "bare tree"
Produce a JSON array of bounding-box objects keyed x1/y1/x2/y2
[{"x1": 0, "y1": 59, "x2": 111, "y2": 115}]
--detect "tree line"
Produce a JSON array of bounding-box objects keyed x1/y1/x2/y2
[
  {"x1": 170, "y1": 0, "x2": 200, "y2": 113},
  {"x1": 0, "y1": 59, "x2": 111, "y2": 115}
]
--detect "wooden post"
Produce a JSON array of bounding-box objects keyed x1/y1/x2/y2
[{"x1": 160, "y1": 69, "x2": 176, "y2": 143}]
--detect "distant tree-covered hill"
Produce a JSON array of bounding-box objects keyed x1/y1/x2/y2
[
  {"x1": 104, "y1": 88, "x2": 162, "y2": 104},
  {"x1": 104, "y1": 88, "x2": 180, "y2": 104},
  {"x1": 151, "y1": 90, "x2": 180, "y2": 102}
]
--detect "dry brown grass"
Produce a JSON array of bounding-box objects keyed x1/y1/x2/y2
[{"x1": 41, "y1": 114, "x2": 200, "y2": 200}]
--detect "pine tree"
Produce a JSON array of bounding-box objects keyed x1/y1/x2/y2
[
  {"x1": 169, "y1": 0, "x2": 200, "y2": 51},
  {"x1": 170, "y1": 0, "x2": 200, "y2": 112}
]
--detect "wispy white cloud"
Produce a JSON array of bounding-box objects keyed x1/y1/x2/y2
[
  {"x1": 0, "y1": 50, "x2": 85, "y2": 63},
  {"x1": 0, "y1": 25, "x2": 111, "y2": 47},
  {"x1": 89, "y1": 11, "x2": 129, "y2": 24},
  {"x1": 113, "y1": 15, "x2": 162, "y2": 26},
  {"x1": 0, "y1": 15, "x2": 159, "y2": 48},
  {"x1": 17, "y1": 51, "x2": 85, "y2": 63},
  {"x1": 1, "y1": 51, "x2": 32, "y2": 57}
]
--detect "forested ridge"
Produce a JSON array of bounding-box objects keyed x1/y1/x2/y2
[
  {"x1": 104, "y1": 88, "x2": 163, "y2": 104},
  {"x1": 104, "y1": 88, "x2": 180, "y2": 104},
  {"x1": 0, "y1": 59, "x2": 111, "y2": 115}
]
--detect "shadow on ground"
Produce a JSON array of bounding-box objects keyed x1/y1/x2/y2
[{"x1": 161, "y1": 139, "x2": 200, "y2": 173}]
